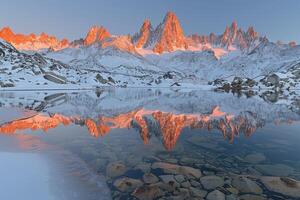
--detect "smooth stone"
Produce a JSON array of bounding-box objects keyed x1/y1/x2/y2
[
  {"x1": 190, "y1": 179, "x2": 201, "y2": 187},
  {"x1": 238, "y1": 194, "x2": 267, "y2": 200},
  {"x1": 152, "y1": 162, "x2": 202, "y2": 179},
  {"x1": 143, "y1": 173, "x2": 159, "y2": 184},
  {"x1": 206, "y1": 190, "x2": 225, "y2": 200},
  {"x1": 113, "y1": 177, "x2": 143, "y2": 192},
  {"x1": 106, "y1": 161, "x2": 127, "y2": 178},
  {"x1": 181, "y1": 181, "x2": 191, "y2": 188},
  {"x1": 174, "y1": 175, "x2": 185, "y2": 183},
  {"x1": 255, "y1": 164, "x2": 294, "y2": 176},
  {"x1": 190, "y1": 187, "x2": 207, "y2": 198},
  {"x1": 260, "y1": 176, "x2": 300, "y2": 198},
  {"x1": 232, "y1": 176, "x2": 262, "y2": 194},
  {"x1": 200, "y1": 175, "x2": 224, "y2": 190},
  {"x1": 244, "y1": 153, "x2": 266, "y2": 164},
  {"x1": 132, "y1": 184, "x2": 164, "y2": 200}
]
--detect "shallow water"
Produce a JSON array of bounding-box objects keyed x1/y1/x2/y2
[{"x1": 0, "y1": 89, "x2": 300, "y2": 200}]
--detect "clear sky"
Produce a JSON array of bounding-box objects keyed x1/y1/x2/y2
[{"x1": 0, "y1": 0, "x2": 299, "y2": 43}]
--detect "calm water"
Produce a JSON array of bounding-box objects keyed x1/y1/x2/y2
[{"x1": 0, "y1": 89, "x2": 300, "y2": 200}]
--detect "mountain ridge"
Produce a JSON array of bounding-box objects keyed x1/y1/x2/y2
[{"x1": 1, "y1": 11, "x2": 292, "y2": 56}]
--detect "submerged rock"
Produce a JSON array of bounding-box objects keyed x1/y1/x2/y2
[
  {"x1": 159, "y1": 175, "x2": 179, "y2": 187},
  {"x1": 143, "y1": 173, "x2": 159, "y2": 184},
  {"x1": 152, "y1": 162, "x2": 202, "y2": 179},
  {"x1": 106, "y1": 161, "x2": 127, "y2": 177},
  {"x1": 200, "y1": 175, "x2": 224, "y2": 190},
  {"x1": 132, "y1": 184, "x2": 163, "y2": 200},
  {"x1": 113, "y1": 177, "x2": 143, "y2": 192},
  {"x1": 232, "y1": 176, "x2": 262, "y2": 194},
  {"x1": 255, "y1": 164, "x2": 294, "y2": 176},
  {"x1": 261, "y1": 176, "x2": 300, "y2": 198},
  {"x1": 174, "y1": 174, "x2": 185, "y2": 183},
  {"x1": 189, "y1": 187, "x2": 207, "y2": 198},
  {"x1": 244, "y1": 153, "x2": 266, "y2": 164},
  {"x1": 206, "y1": 190, "x2": 225, "y2": 200}
]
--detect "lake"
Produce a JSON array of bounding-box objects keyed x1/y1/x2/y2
[{"x1": 0, "y1": 88, "x2": 300, "y2": 200}]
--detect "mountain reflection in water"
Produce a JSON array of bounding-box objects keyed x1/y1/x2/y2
[
  {"x1": 0, "y1": 106, "x2": 263, "y2": 150},
  {"x1": 0, "y1": 89, "x2": 299, "y2": 151},
  {"x1": 1, "y1": 89, "x2": 300, "y2": 200}
]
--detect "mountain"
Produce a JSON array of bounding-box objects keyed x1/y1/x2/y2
[
  {"x1": 84, "y1": 26, "x2": 110, "y2": 46},
  {"x1": 0, "y1": 27, "x2": 69, "y2": 51},
  {"x1": 0, "y1": 11, "x2": 300, "y2": 90},
  {"x1": 151, "y1": 11, "x2": 188, "y2": 53},
  {"x1": 132, "y1": 12, "x2": 188, "y2": 53},
  {"x1": 132, "y1": 20, "x2": 153, "y2": 48}
]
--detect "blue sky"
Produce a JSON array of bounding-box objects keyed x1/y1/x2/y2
[{"x1": 0, "y1": 0, "x2": 299, "y2": 43}]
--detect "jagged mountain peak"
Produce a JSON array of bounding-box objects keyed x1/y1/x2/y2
[
  {"x1": 84, "y1": 25, "x2": 111, "y2": 46},
  {"x1": 163, "y1": 11, "x2": 179, "y2": 23},
  {"x1": 152, "y1": 11, "x2": 188, "y2": 53},
  {"x1": 132, "y1": 19, "x2": 154, "y2": 48},
  {"x1": 219, "y1": 21, "x2": 260, "y2": 50},
  {"x1": 0, "y1": 26, "x2": 14, "y2": 36}
]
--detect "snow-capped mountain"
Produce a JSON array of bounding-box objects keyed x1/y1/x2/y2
[{"x1": 0, "y1": 11, "x2": 300, "y2": 89}]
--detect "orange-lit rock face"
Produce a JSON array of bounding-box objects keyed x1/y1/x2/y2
[
  {"x1": 0, "y1": 114, "x2": 73, "y2": 134},
  {"x1": 84, "y1": 26, "x2": 110, "y2": 46},
  {"x1": 219, "y1": 21, "x2": 258, "y2": 50},
  {"x1": 153, "y1": 12, "x2": 188, "y2": 53},
  {"x1": 85, "y1": 118, "x2": 110, "y2": 138},
  {"x1": 0, "y1": 107, "x2": 260, "y2": 150},
  {"x1": 135, "y1": 20, "x2": 152, "y2": 48},
  {"x1": 0, "y1": 27, "x2": 69, "y2": 51}
]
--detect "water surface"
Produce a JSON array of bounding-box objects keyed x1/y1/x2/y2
[{"x1": 0, "y1": 89, "x2": 300, "y2": 200}]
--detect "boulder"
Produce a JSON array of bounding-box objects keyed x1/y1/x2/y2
[
  {"x1": 132, "y1": 184, "x2": 163, "y2": 200},
  {"x1": 152, "y1": 162, "x2": 202, "y2": 179},
  {"x1": 261, "y1": 176, "x2": 300, "y2": 198},
  {"x1": 113, "y1": 177, "x2": 143, "y2": 192},
  {"x1": 244, "y1": 153, "x2": 266, "y2": 164},
  {"x1": 255, "y1": 164, "x2": 294, "y2": 176},
  {"x1": 106, "y1": 161, "x2": 127, "y2": 177},
  {"x1": 232, "y1": 176, "x2": 262, "y2": 194}
]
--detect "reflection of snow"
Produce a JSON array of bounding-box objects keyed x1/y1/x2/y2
[{"x1": 0, "y1": 108, "x2": 37, "y2": 125}]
